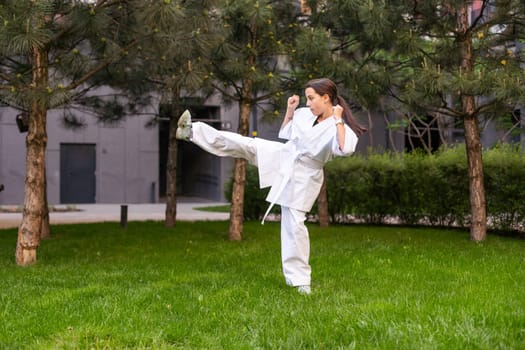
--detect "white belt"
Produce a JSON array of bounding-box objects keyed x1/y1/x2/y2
[
  {"x1": 296, "y1": 156, "x2": 323, "y2": 169},
  {"x1": 261, "y1": 154, "x2": 323, "y2": 224}
]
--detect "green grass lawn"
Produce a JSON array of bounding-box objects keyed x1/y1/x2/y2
[
  {"x1": 195, "y1": 204, "x2": 230, "y2": 213},
  {"x1": 1, "y1": 221, "x2": 524, "y2": 349}
]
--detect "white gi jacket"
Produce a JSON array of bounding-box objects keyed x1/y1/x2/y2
[{"x1": 256, "y1": 107, "x2": 358, "y2": 220}]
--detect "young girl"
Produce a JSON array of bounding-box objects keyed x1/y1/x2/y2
[{"x1": 176, "y1": 78, "x2": 366, "y2": 294}]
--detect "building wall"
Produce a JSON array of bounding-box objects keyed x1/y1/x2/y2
[
  {"x1": 0, "y1": 109, "x2": 26, "y2": 205},
  {"x1": 0, "y1": 100, "x2": 159, "y2": 205},
  {"x1": 191, "y1": 94, "x2": 237, "y2": 202}
]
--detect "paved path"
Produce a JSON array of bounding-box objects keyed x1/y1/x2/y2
[{"x1": 0, "y1": 201, "x2": 230, "y2": 229}]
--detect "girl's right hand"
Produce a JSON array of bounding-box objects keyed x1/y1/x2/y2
[{"x1": 287, "y1": 95, "x2": 300, "y2": 110}]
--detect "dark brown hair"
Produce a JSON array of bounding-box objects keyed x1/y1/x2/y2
[{"x1": 305, "y1": 78, "x2": 367, "y2": 137}]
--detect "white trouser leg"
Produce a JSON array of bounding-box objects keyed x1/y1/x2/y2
[
  {"x1": 191, "y1": 122, "x2": 257, "y2": 164},
  {"x1": 280, "y1": 206, "x2": 311, "y2": 287}
]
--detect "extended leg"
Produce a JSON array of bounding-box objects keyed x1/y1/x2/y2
[
  {"x1": 190, "y1": 122, "x2": 258, "y2": 164},
  {"x1": 176, "y1": 110, "x2": 258, "y2": 163}
]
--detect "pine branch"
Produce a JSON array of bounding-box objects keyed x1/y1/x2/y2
[
  {"x1": 469, "y1": 0, "x2": 489, "y2": 31},
  {"x1": 386, "y1": 85, "x2": 462, "y2": 119},
  {"x1": 0, "y1": 72, "x2": 13, "y2": 84},
  {"x1": 66, "y1": 39, "x2": 140, "y2": 91},
  {"x1": 210, "y1": 81, "x2": 236, "y2": 101}
]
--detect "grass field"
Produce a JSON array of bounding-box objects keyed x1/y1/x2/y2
[{"x1": 1, "y1": 221, "x2": 524, "y2": 349}]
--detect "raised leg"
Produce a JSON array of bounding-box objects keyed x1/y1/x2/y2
[{"x1": 190, "y1": 121, "x2": 258, "y2": 165}]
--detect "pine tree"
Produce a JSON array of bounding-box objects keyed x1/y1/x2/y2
[
  {"x1": 0, "y1": 0, "x2": 185, "y2": 265},
  {"x1": 208, "y1": 0, "x2": 304, "y2": 240},
  {"x1": 134, "y1": 0, "x2": 220, "y2": 227},
  {"x1": 304, "y1": 0, "x2": 525, "y2": 241}
]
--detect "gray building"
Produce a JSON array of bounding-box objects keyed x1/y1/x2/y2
[
  {"x1": 0, "y1": 93, "x2": 260, "y2": 205},
  {"x1": 0, "y1": 100, "x2": 159, "y2": 206}
]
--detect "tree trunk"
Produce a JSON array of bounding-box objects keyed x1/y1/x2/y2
[
  {"x1": 228, "y1": 97, "x2": 252, "y2": 241},
  {"x1": 229, "y1": 158, "x2": 246, "y2": 241},
  {"x1": 463, "y1": 114, "x2": 486, "y2": 241},
  {"x1": 165, "y1": 99, "x2": 180, "y2": 228},
  {"x1": 458, "y1": 5, "x2": 487, "y2": 241},
  {"x1": 40, "y1": 176, "x2": 51, "y2": 239},
  {"x1": 16, "y1": 46, "x2": 49, "y2": 266},
  {"x1": 317, "y1": 171, "x2": 329, "y2": 227}
]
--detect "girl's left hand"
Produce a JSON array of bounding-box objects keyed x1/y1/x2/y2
[{"x1": 333, "y1": 104, "x2": 343, "y2": 118}]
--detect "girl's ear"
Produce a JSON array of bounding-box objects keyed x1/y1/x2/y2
[{"x1": 322, "y1": 94, "x2": 331, "y2": 104}]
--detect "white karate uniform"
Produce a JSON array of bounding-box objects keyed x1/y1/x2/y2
[{"x1": 190, "y1": 107, "x2": 358, "y2": 287}]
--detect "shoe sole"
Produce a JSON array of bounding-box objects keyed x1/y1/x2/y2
[
  {"x1": 176, "y1": 110, "x2": 192, "y2": 140},
  {"x1": 178, "y1": 109, "x2": 192, "y2": 128}
]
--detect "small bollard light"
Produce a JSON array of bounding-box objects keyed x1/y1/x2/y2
[
  {"x1": 120, "y1": 204, "x2": 128, "y2": 228},
  {"x1": 16, "y1": 113, "x2": 29, "y2": 133}
]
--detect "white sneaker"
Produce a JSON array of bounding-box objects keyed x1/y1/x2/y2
[
  {"x1": 296, "y1": 285, "x2": 311, "y2": 295},
  {"x1": 175, "y1": 109, "x2": 192, "y2": 140}
]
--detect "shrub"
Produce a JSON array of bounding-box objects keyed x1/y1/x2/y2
[
  {"x1": 226, "y1": 145, "x2": 525, "y2": 232},
  {"x1": 424, "y1": 146, "x2": 469, "y2": 227},
  {"x1": 484, "y1": 144, "x2": 525, "y2": 232}
]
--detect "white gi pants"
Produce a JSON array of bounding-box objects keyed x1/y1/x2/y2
[
  {"x1": 190, "y1": 122, "x2": 312, "y2": 287},
  {"x1": 280, "y1": 206, "x2": 311, "y2": 287}
]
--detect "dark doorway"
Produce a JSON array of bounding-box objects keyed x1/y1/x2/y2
[
  {"x1": 158, "y1": 104, "x2": 222, "y2": 200},
  {"x1": 60, "y1": 143, "x2": 96, "y2": 203}
]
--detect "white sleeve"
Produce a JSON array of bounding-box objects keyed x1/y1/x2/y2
[
  {"x1": 279, "y1": 108, "x2": 313, "y2": 140},
  {"x1": 332, "y1": 125, "x2": 358, "y2": 156},
  {"x1": 278, "y1": 122, "x2": 292, "y2": 140}
]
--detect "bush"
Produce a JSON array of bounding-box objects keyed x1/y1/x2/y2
[
  {"x1": 326, "y1": 147, "x2": 470, "y2": 226},
  {"x1": 423, "y1": 146, "x2": 469, "y2": 227},
  {"x1": 484, "y1": 144, "x2": 525, "y2": 231},
  {"x1": 226, "y1": 145, "x2": 525, "y2": 233}
]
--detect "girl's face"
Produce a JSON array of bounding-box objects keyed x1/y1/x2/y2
[{"x1": 305, "y1": 87, "x2": 332, "y2": 117}]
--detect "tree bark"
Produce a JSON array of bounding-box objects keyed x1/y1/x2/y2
[
  {"x1": 458, "y1": 5, "x2": 487, "y2": 241},
  {"x1": 317, "y1": 172, "x2": 329, "y2": 227},
  {"x1": 16, "y1": 46, "x2": 49, "y2": 265},
  {"x1": 229, "y1": 96, "x2": 252, "y2": 241},
  {"x1": 40, "y1": 176, "x2": 51, "y2": 240},
  {"x1": 229, "y1": 158, "x2": 246, "y2": 241},
  {"x1": 165, "y1": 98, "x2": 180, "y2": 228},
  {"x1": 463, "y1": 114, "x2": 486, "y2": 241}
]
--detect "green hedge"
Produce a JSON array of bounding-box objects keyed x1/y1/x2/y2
[
  {"x1": 225, "y1": 145, "x2": 525, "y2": 232},
  {"x1": 483, "y1": 145, "x2": 525, "y2": 231},
  {"x1": 324, "y1": 147, "x2": 470, "y2": 226}
]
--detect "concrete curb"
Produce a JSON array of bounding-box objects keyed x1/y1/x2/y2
[{"x1": 0, "y1": 202, "x2": 230, "y2": 229}]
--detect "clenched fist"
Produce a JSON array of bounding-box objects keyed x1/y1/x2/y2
[
  {"x1": 287, "y1": 95, "x2": 300, "y2": 111},
  {"x1": 333, "y1": 104, "x2": 343, "y2": 118}
]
